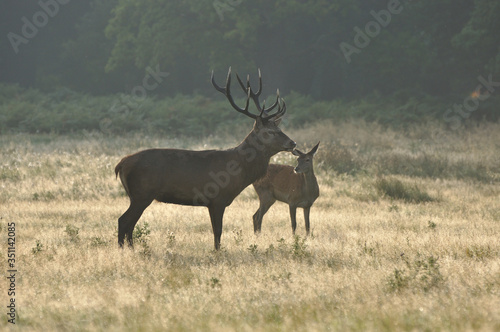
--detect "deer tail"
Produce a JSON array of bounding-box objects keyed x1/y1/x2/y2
[{"x1": 115, "y1": 159, "x2": 124, "y2": 179}]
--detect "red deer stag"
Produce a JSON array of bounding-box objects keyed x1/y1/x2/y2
[
  {"x1": 252, "y1": 142, "x2": 320, "y2": 235},
  {"x1": 115, "y1": 67, "x2": 296, "y2": 250}
]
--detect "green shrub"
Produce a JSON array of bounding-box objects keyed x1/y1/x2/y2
[
  {"x1": 90, "y1": 237, "x2": 108, "y2": 247},
  {"x1": 133, "y1": 222, "x2": 151, "y2": 242},
  {"x1": 291, "y1": 235, "x2": 310, "y2": 260},
  {"x1": 0, "y1": 167, "x2": 22, "y2": 182},
  {"x1": 2, "y1": 83, "x2": 498, "y2": 136},
  {"x1": 387, "y1": 255, "x2": 444, "y2": 293},
  {"x1": 65, "y1": 225, "x2": 80, "y2": 243},
  {"x1": 31, "y1": 240, "x2": 44, "y2": 254}
]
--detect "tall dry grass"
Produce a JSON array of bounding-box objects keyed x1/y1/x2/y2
[{"x1": 1, "y1": 121, "x2": 499, "y2": 331}]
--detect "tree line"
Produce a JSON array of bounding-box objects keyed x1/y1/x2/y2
[{"x1": 1, "y1": 0, "x2": 499, "y2": 101}]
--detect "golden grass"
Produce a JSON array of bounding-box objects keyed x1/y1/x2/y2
[{"x1": 1, "y1": 122, "x2": 499, "y2": 331}]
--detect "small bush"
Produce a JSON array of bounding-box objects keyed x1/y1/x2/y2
[
  {"x1": 209, "y1": 277, "x2": 222, "y2": 289},
  {"x1": 32, "y1": 191, "x2": 57, "y2": 202},
  {"x1": 0, "y1": 167, "x2": 22, "y2": 182},
  {"x1": 465, "y1": 245, "x2": 495, "y2": 261},
  {"x1": 133, "y1": 222, "x2": 151, "y2": 242},
  {"x1": 90, "y1": 237, "x2": 108, "y2": 247},
  {"x1": 427, "y1": 220, "x2": 437, "y2": 230},
  {"x1": 167, "y1": 230, "x2": 176, "y2": 245},
  {"x1": 65, "y1": 225, "x2": 80, "y2": 243},
  {"x1": 291, "y1": 235, "x2": 310, "y2": 260},
  {"x1": 411, "y1": 255, "x2": 444, "y2": 292},
  {"x1": 387, "y1": 268, "x2": 409, "y2": 292},
  {"x1": 233, "y1": 229, "x2": 243, "y2": 246},
  {"x1": 247, "y1": 244, "x2": 258, "y2": 255},
  {"x1": 31, "y1": 240, "x2": 44, "y2": 254},
  {"x1": 375, "y1": 177, "x2": 434, "y2": 203},
  {"x1": 387, "y1": 255, "x2": 444, "y2": 293}
]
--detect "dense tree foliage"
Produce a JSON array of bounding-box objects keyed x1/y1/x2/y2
[{"x1": 1, "y1": 0, "x2": 499, "y2": 100}]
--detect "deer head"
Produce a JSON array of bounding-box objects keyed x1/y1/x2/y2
[
  {"x1": 211, "y1": 67, "x2": 296, "y2": 155},
  {"x1": 292, "y1": 142, "x2": 320, "y2": 173}
]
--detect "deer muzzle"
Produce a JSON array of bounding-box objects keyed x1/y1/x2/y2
[{"x1": 284, "y1": 140, "x2": 296, "y2": 152}]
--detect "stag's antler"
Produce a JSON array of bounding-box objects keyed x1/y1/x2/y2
[
  {"x1": 211, "y1": 67, "x2": 254, "y2": 119},
  {"x1": 212, "y1": 67, "x2": 286, "y2": 121}
]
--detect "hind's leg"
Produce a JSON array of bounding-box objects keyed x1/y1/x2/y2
[{"x1": 303, "y1": 207, "x2": 311, "y2": 236}]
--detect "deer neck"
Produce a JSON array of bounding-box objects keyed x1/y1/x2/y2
[
  {"x1": 234, "y1": 132, "x2": 274, "y2": 182},
  {"x1": 302, "y1": 168, "x2": 319, "y2": 197}
]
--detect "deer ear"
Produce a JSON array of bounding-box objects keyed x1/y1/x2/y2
[
  {"x1": 292, "y1": 149, "x2": 303, "y2": 156},
  {"x1": 308, "y1": 141, "x2": 320, "y2": 155}
]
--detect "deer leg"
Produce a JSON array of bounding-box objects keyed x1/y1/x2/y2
[
  {"x1": 118, "y1": 199, "x2": 152, "y2": 248},
  {"x1": 289, "y1": 205, "x2": 297, "y2": 235},
  {"x1": 253, "y1": 196, "x2": 275, "y2": 234},
  {"x1": 208, "y1": 205, "x2": 226, "y2": 250},
  {"x1": 304, "y1": 207, "x2": 311, "y2": 236}
]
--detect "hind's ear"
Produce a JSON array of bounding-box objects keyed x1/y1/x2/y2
[
  {"x1": 292, "y1": 149, "x2": 304, "y2": 156},
  {"x1": 308, "y1": 141, "x2": 320, "y2": 155}
]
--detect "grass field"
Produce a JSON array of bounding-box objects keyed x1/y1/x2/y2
[{"x1": 1, "y1": 121, "x2": 499, "y2": 331}]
